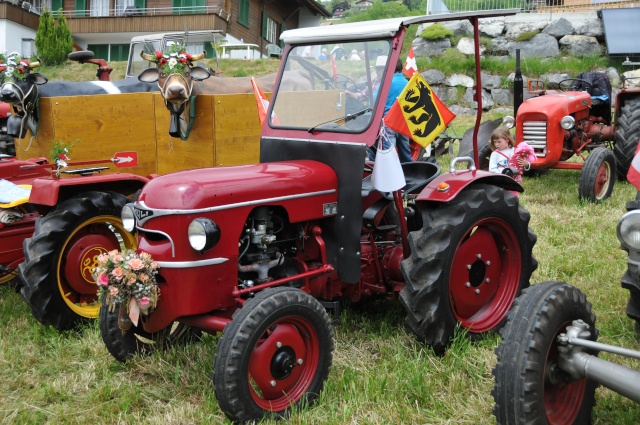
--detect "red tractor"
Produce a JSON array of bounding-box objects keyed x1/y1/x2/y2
[
  {"x1": 98, "y1": 10, "x2": 538, "y2": 423},
  {"x1": 480, "y1": 72, "x2": 640, "y2": 202}
]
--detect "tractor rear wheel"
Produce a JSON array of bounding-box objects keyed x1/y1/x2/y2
[
  {"x1": 400, "y1": 184, "x2": 537, "y2": 354},
  {"x1": 19, "y1": 191, "x2": 135, "y2": 331},
  {"x1": 579, "y1": 147, "x2": 616, "y2": 202},
  {"x1": 614, "y1": 97, "x2": 640, "y2": 181},
  {"x1": 492, "y1": 281, "x2": 598, "y2": 425},
  {"x1": 213, "y1": 287, "x2": 334, "y2": 423}
]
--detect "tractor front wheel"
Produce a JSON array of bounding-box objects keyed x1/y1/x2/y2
[
  {"x1": 579, "y1": 147, "x2": 616, "y2": 202},
  {"x1": 492, "y1": 281, "x2": 598, "y2": 425},
  {"x1": 213, "y1": 287, "x2": 334, "y2": 423},
  {"x1": 99, "y1": 301, "x2": 200, "y2": 362},
  {"x1": 400, "y1": 184, "x2": 537, "y2": 354},
  {"x1": 19, "y1": 191, "x2": 135, "y2": 331}
]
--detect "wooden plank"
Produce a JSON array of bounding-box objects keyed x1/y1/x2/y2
[{"x1": 213, "y1": 93, "x2": 262, "y2": 166}]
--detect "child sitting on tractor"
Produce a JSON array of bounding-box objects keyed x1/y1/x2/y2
[{"x1": 488, "y1": 127, "x2": 532, "y2": 182}]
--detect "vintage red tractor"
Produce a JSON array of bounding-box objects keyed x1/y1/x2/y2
[
  {"x1": 480, "y1": 72, "x2": 640, "y2": 202},
  {"x1": 485, "y1": 72, "x2": 640, "y2": 202},
  {"x1": 98, "y1": 9, "x2": 538, "y2": 423}
]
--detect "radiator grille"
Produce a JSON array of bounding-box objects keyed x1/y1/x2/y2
[{"x1": 522, "y1": 120, "x2": 547, "y2": 157}]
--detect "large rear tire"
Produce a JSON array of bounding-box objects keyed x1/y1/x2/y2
[
  {"x1": 578, "y1": 147, "x2": 616, "y2": 202},
  {"x1": 19, "y1": 191, "x2": 135, "y2": 331},
  {"x1": 213, "y1": 287, "x2": 334, "y2": 423},
  {"x1": 492, "y1": 281, "x2": 598, "y2": 425},
  {"x1": 400, "y1": 184, "x2": 537, "y2": 354},
  {"x1": 614, "y1": 97, "x2": 640, "y2": 181}
]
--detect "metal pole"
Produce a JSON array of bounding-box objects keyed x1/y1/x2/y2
[{"x1": 514, "y1": 49, "x2": 523, "y2": 116}]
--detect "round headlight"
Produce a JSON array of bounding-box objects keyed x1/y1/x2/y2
[
  {"x1": 121, "y1": 203, "x2": 136, "y2": 232},
  {"x1": 560, "y1": 115, "x2": 575, "y2": 130},
  {"x1": 188, "y1": 218, "x2": 221, "y2": 252},
  {"x1": 618, "y1": 210, "x2": 640, "y2": 251},
  {"x1": 502, "y1": 116, "x2": 515, "y2": 129}
]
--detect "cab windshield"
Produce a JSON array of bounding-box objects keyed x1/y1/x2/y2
[{"x1": 270, "y1": 40, "x2": 392, "y2": 133}]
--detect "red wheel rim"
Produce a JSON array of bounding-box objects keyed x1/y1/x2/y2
[
  {"x1": 544, "y1": 323, "x2": 587, "y2": 424},
  {"x1": 594, "y1": 162, "x2": 611, "y2": 199},
  {"x1": 449, "y1": 217, "x2": 521, "y2": 332},
  {"x1": 247, "y1": 316, "x2": 320, "y2": 411}
]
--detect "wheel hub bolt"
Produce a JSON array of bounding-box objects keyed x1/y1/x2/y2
[
  {"x1": 485, "y1": 278, "x2": 490, "y2": 283},
  {"x1": 475, "y1": 289, "x2": 480, "y2": 294},
  {"x1": 270, "y1": 380, "x2": 276, "y2": 387},
  {"x1": 297, "y1": 358, "x2": 303, "y2": 365},
  {"x1": 276, "y1": 342, "x2": 282, "y2": 348},
  {"x1": 466, "y1": 282, "x2": 471, "y2": 287},
  {"x1": 467, "y1": 264, "x2": 471, "y2": 270},
  {"x1": 486, "y1": 261, "x2": 491, "y2": 266},
  {"x1": 477, "y1": 254, "x2": 482, "y2": 259}
]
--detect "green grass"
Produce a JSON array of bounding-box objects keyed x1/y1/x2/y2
[{"x1": 3, "y1": 129, "x2": 640, "y2": 423}]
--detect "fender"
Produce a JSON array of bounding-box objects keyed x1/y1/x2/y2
[
  {"x1": 416, "y1": 169, "x2": 522, "y2": 203},
  {"x1": 28, "y1": 173, "x2": 150, "y2": 207}
]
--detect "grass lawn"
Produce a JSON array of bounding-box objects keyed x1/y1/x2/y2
[{"x1": 2, "y1": 127, "x2": 640, "y2": 423}]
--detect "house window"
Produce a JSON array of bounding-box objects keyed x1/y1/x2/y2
[
  {"x1": 90, "y1": 0, "x2": 109, "y2": 17},
  {"x1": 115, "y1": 0, "x2": 134, "y2": 16},
  {"x1": 266, "y1": 17, "x2": 278, "y2": 44},
  {"x1": 238, "y1": 0, "x2": 249, "y2": 27},
  {"x1": 22, "y1": 39, "x2": 35, "y2": 59}
]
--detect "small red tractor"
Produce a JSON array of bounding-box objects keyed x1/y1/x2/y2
[
  {"x1": 0, "y1": 30, "x2": 259, "y2": 329},
  {"x1": 480, "y1": 72, "x2": 640, "y2": 203},
  {"x1": 99, "y1": 9, "x2": 538, "y2": 423},
  {"x1": 492, "y1": 169, "x2": 640, "y2": 424}
]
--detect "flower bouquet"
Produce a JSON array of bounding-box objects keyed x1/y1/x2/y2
[{"x1": 93, "y1": 249, "x2": 160, "y2": 332}]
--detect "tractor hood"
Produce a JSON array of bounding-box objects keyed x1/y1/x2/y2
[
  {"x1": 138, "y1": 160, "x2": 338, "y2": 210},
  {"x1": 518, "y1": 91, "x2": 591, "y2": 117}
]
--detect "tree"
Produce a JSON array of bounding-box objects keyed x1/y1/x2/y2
[{"x1": 35, "y1": 8, "x2": 73, "y2": 65}]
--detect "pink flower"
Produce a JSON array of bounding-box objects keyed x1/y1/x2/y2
[
  {"x1": 113, "y1": 254, "x2": 123, "y2": 263},
  {"x1": 96, "y1": 273, "x2": 109, "y2": 286},
  {"x1": 128, "y1": 277, "x2": 137, "y2": 285},
  {"x1": 98, "y1": 254, "x2": 108, "y2": 265},
  {"x1": 128, "y1": 258, "x2": 144, "y2": 270},
  {"x1": 111, "y1": 267, "x2": 124, "y2": 280},
  {"x1": 139, "y1": 273, "x2": 149, "y2": 282},
  {"x1": 109, "y1": 286, "x2": 119, "y2": 296},
  {"x1": 138, "y1": 296, "x2": 151, "y2": 308}
]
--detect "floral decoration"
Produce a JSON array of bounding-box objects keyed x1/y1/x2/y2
[
  {"x1": 93, "y1": 249, "x2": 160, "y2": 330},
  {"x1": 50, "y1": 139, "x2": 79, "y2": 176},
  {"x1": 152, "y1": 43, "x2": 193, "y2": 75},
  {"x1": 1, "y1": 52, "x2": 31, "y2": 80}
]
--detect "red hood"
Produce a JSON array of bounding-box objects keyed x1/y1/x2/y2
[{"x1": 139, "y1": 160, "x2": 338, "y2": 210}]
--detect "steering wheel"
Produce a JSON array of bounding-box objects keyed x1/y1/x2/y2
[
  {"x1": 333, "y1": 74, "x2": 359, "y2": 92},
  {"x1": 558, "y1": 78, "x2": 593, "y2": 92}
]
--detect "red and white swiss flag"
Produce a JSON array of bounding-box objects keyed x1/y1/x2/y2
[
  {"x1": 404, "y1": 46, "x2": 418, "y2": 78},
  {"x1": 628, "y1": 142, "x2": 640, "y2": 189}
]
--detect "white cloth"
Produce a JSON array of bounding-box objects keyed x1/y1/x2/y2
[{"x1": 0, "y1": 179, "x2": 31, "y2": 204}]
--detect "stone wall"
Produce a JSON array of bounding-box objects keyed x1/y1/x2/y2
[{"x1": 413, "y1": 12, "x2": 634, "y2": 115}]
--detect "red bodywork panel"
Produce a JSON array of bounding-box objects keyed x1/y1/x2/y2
[
  {"x1": 0, "y1": 157, "x2": 50, "y2": 185},
  {"x1": 516, "y1": 90, "x2": 591, "y2": 168},
  {"x1": 137, "y1": 160, "x2": 339, "y2": 332},
  {"x1": 29, "y1": 172, "x2": 149, "y2": 206},
  {"x1": 417, "y1": 169, "x2": 522, "y2": 202}
]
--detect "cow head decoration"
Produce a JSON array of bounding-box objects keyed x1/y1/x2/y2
[
  {"x1": 0, "y1": 53, "x2": 48, "y2": 138},
  {"x1": 138, "y1": 45, "x2": 210, "y2": 140}
]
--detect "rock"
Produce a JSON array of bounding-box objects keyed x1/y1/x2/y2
[
  {"x1": 491, "y1": 88, "x2": 512, "y2": 106},
  {"x1": 542, "y1": 18, "x2": 573, "y2": 38},
  {"x1": 442, "y1": 20, "x2": 474, "y2": 36},
  {"x1": 445, "y1": 73, "x2": 474, "y2": 88},
  {"x1": 434, "y1": 86, "x2": 460, "y2": 103},
  {"x1": 541, "y1": 73, "x2": 570, "y2": 89},
  {"x1": 479, "y1": 19, "x2": 505, "y2": 38},
  {"x1": 505, "y1": 21, "x2": 547, "y2": 40},
  {"x1": 457, "y1": 37, "x2": 486, "y2": 55},
  {"x1": 489, "y1": 37, "x2": 509, "y2": 56},
  {"x1": 422, "y1": 69, "x2": 445, "y2": 85},
  {"x1": 481, "y1": 72, "x2": 502, "y2": 90},
  {"x1": 413, "y1": 38, "x2": 451, "y2": 57},
  {"x1": 507, "y1": 33, "x2": 559, "y2": 58},
  {"x1": 572, "y1": 17, "x2": 604, "y2": 39},
  {"x1": 464, "y1": 87, "x2": 494, "y2": 110},
  {"x1": 622, "y1": 69, "x2": 640, "y2": 87},
  {"x1": 559, "y1": 35, "x2": 602, "y2": 56},
  {"x1": 606, "y1": 67, "x2": 620, "y2": 87}
]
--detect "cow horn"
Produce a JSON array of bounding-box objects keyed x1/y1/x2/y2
[
  {"x1": 141, "y1": 51, "x2": 157, "y2": 62},
  {"x1": 28, "y1": 61, "x2": 41, "y2": 69},
  {"x1": 190, "y1": 52, "x2": 206, "y2": 62}
]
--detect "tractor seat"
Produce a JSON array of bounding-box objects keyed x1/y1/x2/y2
[{"x1": 362, "y1": 161, "x2": 441, "y2": 197}]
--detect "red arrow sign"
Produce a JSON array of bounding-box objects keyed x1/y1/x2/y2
[{"x1": 112, "y1": 151, "x2": 138, "y2": 168}]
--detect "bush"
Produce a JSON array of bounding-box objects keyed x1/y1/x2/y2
[
  {"x1": 515, "y1": 30, "x2": 539, "y2": 42},
  {"x1": 420, "y1": 23, "x2": 454, "y2": 41},
  {"x1": 35, "y1": 8, "x2": 73, "y2": 66}
]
